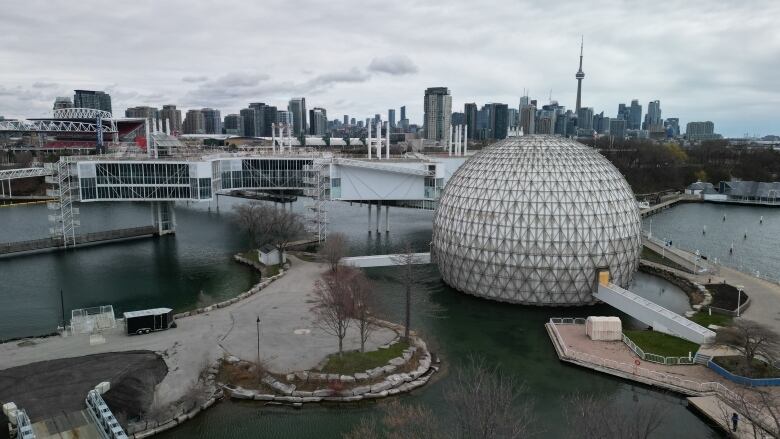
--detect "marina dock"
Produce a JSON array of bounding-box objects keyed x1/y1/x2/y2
[{"x1": 0, "y1": 226, "x2": 162, "y2": 257}]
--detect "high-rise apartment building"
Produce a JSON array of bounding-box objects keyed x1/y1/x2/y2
[
  {"x1": 508, "y1": 108, "x2": 519, "y2": 130},
  {"x1": 350, "y1": 117, "x2": 356, "y2": 126},
  {"x1": 400, "y1": 106, "x2": 406, "y2": 122},
  {"x1": 277, "y1": 110, "x2": 293, "y2": 126},
  {"x1": 183, "y1": 109, "x2": 206, "y2": 134},
  {"x1": 609, "y1": 119, "x2": 627, "y2": 139},
  {"x1": 343, "y1": 115, "x2": 349, "y2": 125},
  {"x1": 452, "y1": 112, "x2": 465, "y2": 127},
  {"x1": 125, "y1": 106, "x2": 159, "y2": 126},
  {"x1": 288, "y1": 98, "x2": 307, "y2": 136},
  {"x1": 423, "y1": 87, "x2": 452, "y2": 141},
  {"x1": 520, "y1": 103, "x2": 536, "y2": 135},
  {"x1": 223, "y1": 114, "x2": 243, "y2": 135},
  {"x1": 239, "y1": 108, "x2": 257, "y2": 137},
  {"x1": 686, "y1": 121, "x2": 717, "y2": 141},
  {"x1": 160, "y1": 105, "x2": 183, "y2": 134},
  {"x1": 309, "y1": 107, "x2": 328, "y2": 136},
  {"x1": 388, "y1": 109, "x2": 396, "y2": 128},
  {"x1": 464, "y1": 103, "x2": 478, "y2": 139},
  {"x1": 201, "y1": 108, "x2": 222, "y2": 135},
  {"x1": 629, "y1": 99, "x2": 642, "y2": 130},
  {"x1": 643, "y1": 100, "x2": 662, "y2": 130},
  {"x1": 665, "y1": 118, "x2": 680, "y2": 137},
  {"x1": 74, "y1": 90, "x2": 112, "y2": 113},
  {"x1": 53, "y1": 97, "x2": 73, "y2": 111},
  {"x1": 488, "y1": 103, "x2": 509, "y2": 140},
  {"x1": 576, "y1": 107, "x2": 594, "y2": 134}
]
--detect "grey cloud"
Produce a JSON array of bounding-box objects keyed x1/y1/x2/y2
[
  {"x1": 304, "y1": 68, "x2": 371, "y2": 91},
  {"x1": 368, "y1": 55, "x2": 419, "y2": 75},
  {"x1": 32, "y1": 82, "x2": 59, "y2": 89},
  {"x1": 182, "y1": 75, "x2": 208, "y2": 83}
]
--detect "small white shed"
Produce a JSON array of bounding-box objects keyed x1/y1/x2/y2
[
  {"x1": 257, "y1": 244, "x2": 282, "y2": 266},
  {"x1": 586, "y1": 316, "x2": 623, "y2": 341}
]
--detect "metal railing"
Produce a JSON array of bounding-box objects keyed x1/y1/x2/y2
[
  {"x1": 548, "y1": 319, "x2": 738, "y2": 401},
  {"x1": 621, "y1": 333, "x2": 695, "y2": 365},
  {"x1": 86, "y1": 389, "x2": 128, "y2": 439},
  {"x1": 15, "y1": 409, "x2": 36, "y2": 439}
]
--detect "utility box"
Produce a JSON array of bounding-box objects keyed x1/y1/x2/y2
[
  {"x1": 123, "y1": 308, "x2": 175, "y2": 335},
  {"x1": 586, "y1": 316, "x2": 622, "y2": 341}
]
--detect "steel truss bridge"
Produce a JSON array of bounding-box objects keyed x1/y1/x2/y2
[{"x1": 0, "y1": 107, "x2": 119, "y2": 134}]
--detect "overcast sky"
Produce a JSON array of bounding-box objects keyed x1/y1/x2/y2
[{"x1": 1, "y1": 0, "x2": 778, "y2": 137}]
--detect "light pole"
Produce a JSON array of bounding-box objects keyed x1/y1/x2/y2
[{"x1": 736, "y1": 286, "x2": 744, "y2": 317}]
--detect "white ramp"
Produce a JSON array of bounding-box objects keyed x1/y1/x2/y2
[
  {"x1": 341, "y1": 252, "x2": 431, "y2": 268},
  {"x1": 595, "y1": 282, "x2": 715, "y2": 345}
]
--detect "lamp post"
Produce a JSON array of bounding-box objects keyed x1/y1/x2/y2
[{"x1": 736, "y1": 286, "x2": 744, "y2": 317}]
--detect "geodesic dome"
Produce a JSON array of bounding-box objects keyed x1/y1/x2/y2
[{"x1": 432, "y1": 135, "x2": 642, "y2": 306}]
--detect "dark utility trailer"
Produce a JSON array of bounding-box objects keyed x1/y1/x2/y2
[{"x1": 123, "y1": 308, "x2": 176, "y2": 335}]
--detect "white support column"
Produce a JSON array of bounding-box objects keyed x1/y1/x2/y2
[
  {"x1": 464, "y1": 125, "x2": 468, "y2": 156},
  {"x1": 448, "y1": 124, "x2": 453, "y2": 156},
  {"x1": 144, "y1": 119, "x2": 151, "y2": 158},
  {"x1": 385, "y1": 204, "x2": 389, "y2": 232},
  {"x1": 165, "y1": 118, "x2": 171, "y2": 136},
  {"x1": 386, "y1": 122, "x2": 390, "y2": 159},
  {"x1": 376, "y1": 201, "x2": 381, "y2": 233},
  {"x1": 377, "y1": 121, "x2": 382, "y2": 160},
  {"x1": 367, "y1": 122, "x2": 372, "y2": 159},
  {"x1": 8, "y1": 180, "x2": 11, "y2": 198},
  {"x1": 456, "y1": 125, "x2": 461, "y2": 156}
]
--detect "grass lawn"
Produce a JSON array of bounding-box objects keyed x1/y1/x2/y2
[
  {"x1": 640, "y1": 247, "x2": 690, "y2": 273},
  {"x1": 321, "y1": 340, "x2": 409, "y2": 374},
  {"x1": 624, "y1": 330, "x2": 700, "y2": 358},
  {"x1": 713, "y1": 355, "x2": 780, "y2": 379},
  {"x1": 689, "y1": 311, "x2": 732, "y2": 328}
]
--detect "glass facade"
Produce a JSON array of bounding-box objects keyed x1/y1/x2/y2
[
  {"x1": 220, "y1": 159, "x2": 311, "y2": 190},
  {"x1": 80, "y1": 162, "x2": 203, "y2": 201}
]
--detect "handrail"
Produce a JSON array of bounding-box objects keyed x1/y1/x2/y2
[
  {"x1": 622, "y1": 333, "x2": 695, "y2": 365},
  {"x1": 86, "y1": 389, "x2": 128, "y2": 439}
]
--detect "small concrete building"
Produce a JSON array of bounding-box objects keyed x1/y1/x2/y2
[
  {"x1": 685, "y1": 181, "x2": 714, "y2": 196},
  {"x1": 257, "y1": 244, "x2": 283, "y2": 266}
]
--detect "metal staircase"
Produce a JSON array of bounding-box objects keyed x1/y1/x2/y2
[
  {"x1": 45, "y1": 158, "x2": 80, "y2": 247},
  {"x1": 303, "y1": 160, "x2": 329, "y2": 243}
]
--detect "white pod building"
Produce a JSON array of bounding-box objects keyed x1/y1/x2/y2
[{"x1": 431, "y1": 135, "x2": 642, "y2": 306}]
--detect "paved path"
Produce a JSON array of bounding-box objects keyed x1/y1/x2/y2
[
  {"x1": 688, "y1": 396, "x2": 764, "y2": 439},
  {"x1": 0, "y1": 256, "x2": 397, "y2": 407}
]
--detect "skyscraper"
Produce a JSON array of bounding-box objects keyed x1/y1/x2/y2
[
  {"x1": 575, "y1": 37, "x2": 585, "y2": 113},
  {"x1": 288, "y1": 98, "x2": 307, "y2": 136},
  {"x1": 125, "y1": 106, "x2": 159, "y2": 126},
  {"x1": 643, "y1": 100, "x2": 662, "y2": 130},
  {"x1": 343, "y1": 115, "x2": 349, "y2": 125},
  {"x1": 665, "y1": 118, "x2": 680, "y2": 137},
  {"x1": 309, "y1": 107, "x2": 328, "y2": 136},
  {"x1": 239, "y1": 108, "x2": 257, "y2": 137},
  {"x1": 629, "y1": 100, "x2": 642, "y2": 130},
  {"x1": 423, "y1": 87, "x2": 452, "y2": 141},
  {"x1": 160, "y1": 105, "x2": 182, "y2": 134},
  {"x1": 609, "y1": 119, "x2": 627, "y2": 139},
  {"x1": 223, "y1": 114, "x2": 243, "y2": 135},
  {"x1": 53, "y1": 97, "x2": 73, "y2": 111},
  {"x1": 576, "y1": 107, "x2": 594, "y2": 135},
  {"x1": 201, "y1": 108, "x2": 222, "y2": 134},
  {"x1": 277, "y1": 110, "x2": 293, "y2": 126},
  {"x1": 520, "y1": 103, "x2": 536, "y2": 135},
  {"x1": 183, "y1": 109, "x2": 205, "y2": 134},
  {"x1": 464, "y1": 103, "x2": 477, "y2": 139},
  {"x1": 74, "y1": 90, "x2": 112, "y2": 113},
  {"x1": 686, "y1": 121, "x2": 716, "y2": 141},
  {"x1": 488, "y1": 103, "x2": 509, "y2": 140},
  {"x1": 451, "y1": 112, "x2": 465, "y2": 126},
  {"x1": 388, "y1": 109, "x2": 396, "y2": 129}
]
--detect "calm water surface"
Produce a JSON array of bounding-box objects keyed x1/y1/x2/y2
[{"x1": 0, "y1": 199, "x2": 729, "y2": 438}]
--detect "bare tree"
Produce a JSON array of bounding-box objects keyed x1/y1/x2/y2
[
  {"x1": 343, "y1": 418, "x2": 381, "y2": 439},
  {"x1": 390, "y1": 242, "x2": 424, "y2": 342},
  {"x1": 351, "y1": 269, "x2": 375, "y2": 352},
  {"x1": 319, "y1": 232, "x2": 348, "y2": 271},
  {"x1": 718, "y1": 386, "x2": 780, "y2": 438},
  {"x1": 233, "y1": 202, "x2": 306, "y2": 254},
  {"x1": 312, "y1": 267, "x2": 356, "y2": 355},
  {"x1": 445, "y1": 357, "x2": 539, "y2": 439},
  {"x1": 564, "y1": 393, "x2": 666, "y2": 439},
  {"x1": 716, "y1": 319, "x2": 780, "y2": 375},
  {"x1": 343, "y1": 400, "x2": 444, "y2": 439}
]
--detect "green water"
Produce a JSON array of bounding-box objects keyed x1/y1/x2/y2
[{"x1": 0, "y1": 199, "x2": 728, "y2": 437}]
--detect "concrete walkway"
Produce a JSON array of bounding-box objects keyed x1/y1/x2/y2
[
  {"x1": 0, "y1": 256, "x2": 397, "y2": 407},
  {"x1": 688, "y1": 396, "x2": 763, "y2": 439}
]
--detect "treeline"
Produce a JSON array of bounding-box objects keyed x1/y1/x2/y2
[{"x1": 587, "y1": 138, "x2": 780, "y2": 194}]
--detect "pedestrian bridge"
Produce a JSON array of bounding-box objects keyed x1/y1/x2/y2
[
  {"x1": 340, "y1": 252, "x2": 431, "y2": 268},
  {"x1": 595, "y1": 274, "x2": 715, "y2": 345}
]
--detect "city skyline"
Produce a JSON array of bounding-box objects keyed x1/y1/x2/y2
[{"x1": 1, "y1": 0, "x2": 779, "y2": 137}]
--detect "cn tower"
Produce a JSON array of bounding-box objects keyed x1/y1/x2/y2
[{"x1": 575, "y1": 37, "x2": 585, "y2": 113}]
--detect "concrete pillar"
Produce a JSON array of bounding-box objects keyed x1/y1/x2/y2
[
  {"x1": 448, "y1": 124, "x2": 452, "y2": 156},
  {"x1": 7, "y1": 180, "x2": 11, "y2": 198},
  {"x1": 385, "y1": 204, "x2": 389, "y2": 232},
  {"x1": 386, "y1": 122, "x2": 390, "y2": 159},
  {"x1": 144, "y1": 119, "x2": 151, "y2": 158},
  {"x1": 367, "y1": 203, "x2": 372, "y2": 234},
  {"x1": 367, "y1": 122, "x2": 372, "y2": 159},
  {"x1": 456, "y1": 125, "x2": 461, "y2": 156},
  {"x1": 464, "y1": 125, "x2": 468, "y2": 155},
  {"x1": 376, "y1": 201, "x2": 381, "y2": 233},
  {"x1": 165, "y1": 118, "x2": 171, "y2": 136},
  {"x1": 271, "y1": 123, "x2": 276, "y2": 153}
]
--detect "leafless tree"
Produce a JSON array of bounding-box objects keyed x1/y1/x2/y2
[
  {"x1": 233, "y1": 202, "x2": 306, "y2": 254},
  {"x1": 350, "y1": 269, "x2": 376, "y2": 352},
  {"x1": 445, "y1": 357, "x2": 539, "y2": 439},
  {"x1": 718, "y1": 386, "x2": 780, "y2": 438},
  {"x1": 343, "y1": 400, "x2": 444, "y2": 439},
  {"x1": 142, "y1": 396, "x2": 170, "y2": 430},
  {"x1": 343, "y1": 418, "x2": 381, "y2": 439},
  {"x1": 390, "y1": 242, "x2": 425, "y2": 342},
  {"x1": 564, "y1": 393, "x2": 666, "y2": 439},
  {"x1": 312, "y1": 266, "x2": 356, "y2": 355},
  {"x1": 319, "y1": 232, "x2": 348, "y2": 271},
  {"x1": 716, "y1": 319, "x2": 780, "y2": 375}
]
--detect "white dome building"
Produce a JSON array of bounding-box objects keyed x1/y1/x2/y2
[{"x1": 432, "y1": 135, "x2": 642, "y2": 306}]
